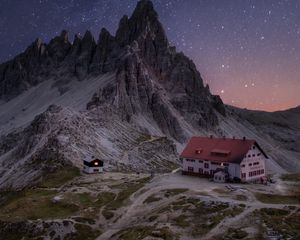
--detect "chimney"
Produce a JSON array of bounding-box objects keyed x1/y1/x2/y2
[
  {"x1": 210, "y1": 135, "x2": 213, "y2": 139},
  {"x1": 243, "y1": 137, "x2": 246, "y2": 141},
  {"x1": 233, "y1": 136, "x2": 236, "y2": 140}
]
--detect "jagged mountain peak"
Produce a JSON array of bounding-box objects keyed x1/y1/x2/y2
[
  {"x1": 0, "y1": 0, "x2": 225, "y2": 126},
  {"x1": 115, "y1": 0, "x2": 167, "y2": 47},
  {"x1": 131, "y1": 0, "x2": 158, "y2": 23}
]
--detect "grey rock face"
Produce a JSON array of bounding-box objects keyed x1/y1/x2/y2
[{"x1": 0, "y1": 0, "x2": 226, "y2": 162}]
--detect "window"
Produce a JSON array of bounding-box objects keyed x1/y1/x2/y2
[
  {"x1": 204, "y1": 163, "x2": 209, "y2": 168},
  {"x1": 249, "y1": 172, "x2": 252, "y2": 177},
  {"x1": 198, "y1": 160, "x2": 203, "y2": 163},
  {"x1": 210, "y1": 170, "x2": 214, "y2": 175},
  {"x1": 211, "y1": 162, "x2": 221, "y2": 165},
  {"x1": 199, "y1": 168, "x2": 203, "y2": 174},
  {"x1": 241, "y1": 173, "x2": 246, "y2": 178},
  {"x1": 252, "y1": 154, "x2": 255, "y2": 157},
  {"x1": 249, "y1": 163, "x2": 252, "y2": 166},
  {"x1": 241, "y1": 164, "x2": 245, "y2": 168},
  {"x1": 187, "y1": 167, "x2": 194, "y2": 172},
  {"x1": 261, "y1": 169, "x2": 264, "y2": 174},
  {"x1": 187, "y1": 159, "x2": 195, "y2": 162},
  {"x1": 248, "y1": 154, "x2": 251, "y2": 158},
  {"x1": 253, "y1": 146, "x2": 256, "y2": 149},
  {"x1": 253, "y1": 162, "x2": 259, "y2": 166},
  {"x1": 257, "y1": 153, "x2": 261, "y2": 156}
]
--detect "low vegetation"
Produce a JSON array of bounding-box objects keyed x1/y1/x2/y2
[
  {"x1": 255, "y1": 192, "x2": 298, "y2": 204},
  {"x1": 0, "y1": 189, "x2": 79, "y2": 221},
  {"x1": 163, "y1": 188, "x2": 188, "y2": 197},
  {"x1": 38, "y1": 167, "x2": 80, "y2": 188},
  {"x1": 143, "y1": 194, "x2": 162, "y2": 204},
  {"x1": 65, "y1": 223, "x2": 101, "y2": 240},
  {"x1": 223, "y1": 228, "x2": 248, "y2": 239},
  {"x1": 152, "y1": 196, "x2": 245, "y2": 238},
  {"x1": 174, "y1": 214, "x2": 189, "y2": 228},
  {"x1": 281, "y1": 173, "x2": 300, "y2": 182},
  {"x1": 254, "y1": 208, "x2": 300, "y2": 239},
  {"x1": 103, "y1": 177, "x2": 151, "y2": 219},
  {"x1": 115, "y1": 225, "x2": 178, "y2": 240}
]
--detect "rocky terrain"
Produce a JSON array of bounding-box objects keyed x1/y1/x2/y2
[
  {"x1": 0, "y1": 171, "x2": 299, "y2": 239},
  {"x1": 0, "y1": 0, "x2": 299, "y2": 192},
  {"x1": 0, "y1": 0, "x2": 299, "y2": 239}
]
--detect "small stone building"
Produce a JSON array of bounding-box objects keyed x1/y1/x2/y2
[{"x1": 83, "y1": 156, "x2": 103, "y2": 174}]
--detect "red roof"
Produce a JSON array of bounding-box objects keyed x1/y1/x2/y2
[{"x1": 180, "y1": 136, "x2": 267, "y2": 164}]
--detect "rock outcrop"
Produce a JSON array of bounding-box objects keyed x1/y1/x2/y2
[{"x1": 0, "y1": 0, "x2": 225, "y2": 140}]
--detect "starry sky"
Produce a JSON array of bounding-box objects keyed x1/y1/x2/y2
[{"x1": 0, "y1": 0, "x2": 299, "y2": 112}]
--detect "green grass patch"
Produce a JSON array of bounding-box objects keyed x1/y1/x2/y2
[
  {"x1": 39, "y1": 167, "x2": 80, "y2": 188},
  {"x1": 143, "y1": 195, "x2": 162, "y2": 204},
  {"x1": 213, "y1": 188, "x2": 228, "y2": 194},
  {"x1": 174, "y1": 214, "x2": 189, "y2": 228},
  {"x1": 102, "y1": 209, "x2": 114, "y2": 220},
  {"x1": 104, "y1": 177, "x2": 150, "y2": 212},
  {"x1": 0, "y1": 189, "x2": 79, "y2": 221},
  {"x1": 224, "y1": 228, "x2": 248, "y2": 239},
  {"x1": 173, "y1": 199, "x2": 244, "y2": 237},
  {"x1": 234, "y1": 195, "x2": 247, "y2": 201},
  {"x1": 255, "y1": 208, "x2": 300, "y2": 239},
  {"x1": 255, "y1": 192, "x2": 298, "y2": 204},
  {"x1": 164, "y1": 188, "x2": 188, "y2": 197},
  {"x1": 64, "y1": 191, "x2": 116, "y2": 211},
  {"x1": 115, "y1": 226, "x2": 177, "y2": 240},
  {"x1": 281, "y1": 173, "x2": 300, "y2": 182},
  {"x1": 136, "y1": 134, "x2": 152, "y2": 143}
]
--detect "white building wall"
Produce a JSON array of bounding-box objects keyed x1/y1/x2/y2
[
  {"x1": 182, "y1": 158, "x2": 240, "y2": 178},
  {"x1": 227, "y1": 163, "x2": 241, "y2": 179},
  {"x1": 83, "y1": 165, "x2": 103, "y2": 174},
  {"x1": 240, "y1": 145, "x2": 266, "y2": 182}
]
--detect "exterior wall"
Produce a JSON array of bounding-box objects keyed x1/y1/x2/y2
[
  {"x1": 240, "y1": 145, "x2": 266, "y2": 182},
  {"x1": 181, "y1": 158, "x2": 240, "y2": 179},
  {"x1": 83, "y1": 165, "x2": 103, "y2": 174},
  {"x1": 214, "y1": 172, "x2": 226, "y2": 183}
]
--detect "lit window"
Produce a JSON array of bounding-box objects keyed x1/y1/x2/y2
[{"x1": 94, "y1": 162, "x2": 99, "y2": 166}]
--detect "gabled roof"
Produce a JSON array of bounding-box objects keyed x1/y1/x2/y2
[
  {"x1": 180, "y1": 136, "x2": 268, "y2": 164},
  {"x1": 83, "y1": 155, "x2": 103, "y2": 163}
]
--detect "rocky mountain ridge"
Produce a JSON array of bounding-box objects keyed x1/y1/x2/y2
[{"x1": 0, "y1": 0, "x2": 299, "y2": 191}]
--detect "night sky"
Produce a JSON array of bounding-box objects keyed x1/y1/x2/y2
[{"x1": 0, "y1": 0, "x2": 299, "y2": 112}]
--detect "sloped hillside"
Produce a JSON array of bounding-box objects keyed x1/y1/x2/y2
[{"x1": 0, "y1": 0, "x2": 299, "y2": 191}]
